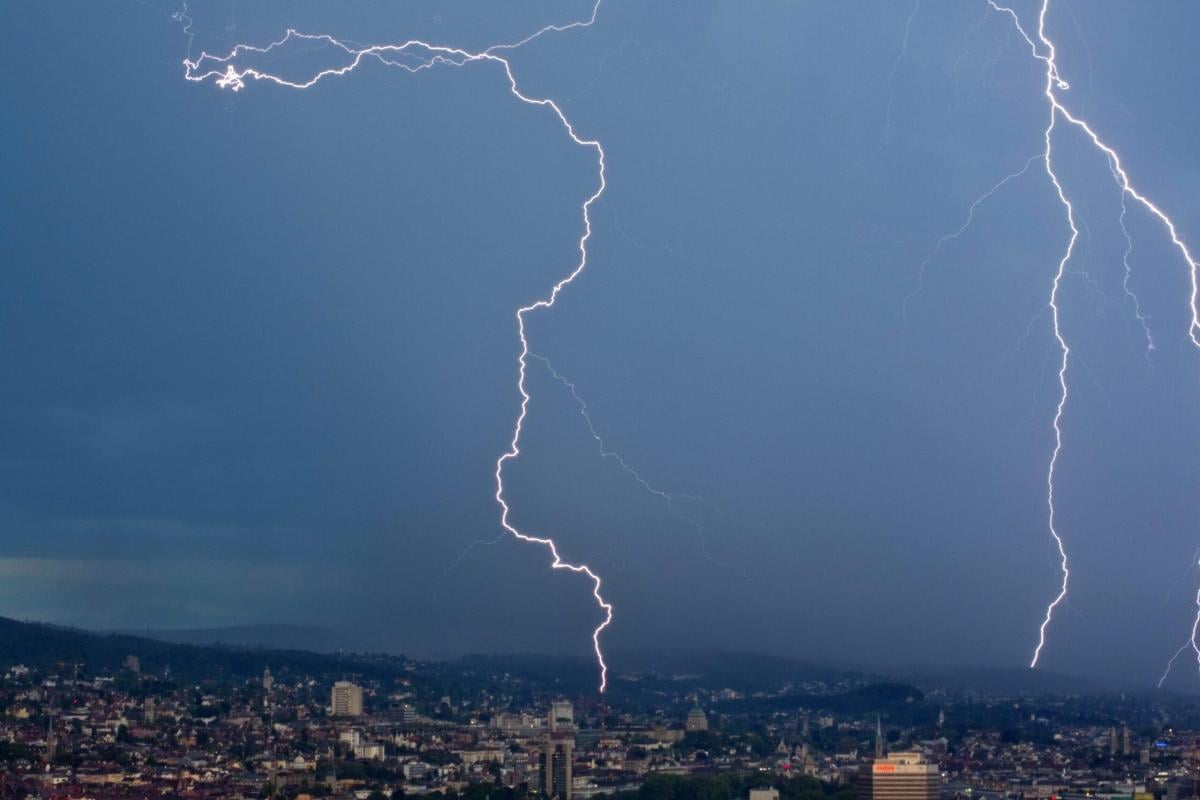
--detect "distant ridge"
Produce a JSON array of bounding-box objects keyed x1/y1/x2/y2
[
  {"x1": 609, "y1": 650, "x2": 864, "y2": 688},
  {"x1": 0, "y1": 615, "x2": 1156, "y2": 698},
  {"x1": 895, "y1": 663, "x2": 1119, "y2": 695},
  {"x1": 0, "y1": 616, "x2": 402, "y2": 682},
  {"x1": 116, "y1": 623, "x2": 368, "y2": 654}
]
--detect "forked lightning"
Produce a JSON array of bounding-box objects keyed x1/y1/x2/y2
[{"x1": 181, "y1": 2, "x2": 616, "y2": 691}]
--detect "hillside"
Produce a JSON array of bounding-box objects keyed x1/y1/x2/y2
[{"x1": 0, "y1": 617, "x2": 402, "y2": 682}]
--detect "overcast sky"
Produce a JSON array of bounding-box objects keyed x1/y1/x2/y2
[{"x1": 3, "y1": 0, "x2": 1200, "y2": 688}]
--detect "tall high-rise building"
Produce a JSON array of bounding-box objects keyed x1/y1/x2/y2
[
  {"x1": 331, "y1": 681, "x2": 364, "y2": 716},
  {"x1": 263, "y1": 666, "x2": 274, "y2": 692},
  {"x1": 542, "y1": 701, "x2": 575, "y2": 800},
  {"x1": 857, "y1": 752, "x2": 939, "y2": 800},
  {"x1": 550, "y1": 701, "x2": 574, "y2": 732}
]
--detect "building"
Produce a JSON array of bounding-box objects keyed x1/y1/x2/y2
[
  {"x1": 550, "y1": 700, "x2": 574, "y2": 732},
  {"x1": 857, "y1": 752, "x2": 939, "y2": 800},
  {"x1": 44, "y1": 718, "x2": 56, "y2": 765},
  {"x1": 543, "y1": 736, "x2": 574, "y2": 800},
  {"x1": 331, "y1": 681, "x2": 364, "y2": 716},
  {"x1": 262, "y1": 666, "x2": 273, "y2": 692},
  {"x1": 750, "y1": 789, "x2": 781, "y2": 800},
  {"x1": 542, "y1": 701, "x2": 575, "y2": 800},
  {"x1": 686, "y1": 707, "x2": 709, "y2": 733},
  {"x1": 354, "y1": 742, "x2": 386, "y2": 760},
  {"x1": 1165, "y1": 776, "x2": 1200, "y2": 800}
]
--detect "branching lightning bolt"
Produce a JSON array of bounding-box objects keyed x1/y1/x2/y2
[
  {"x1": 530, "y1": 353, "x2": 744, "y2": 575},
  {"x1": 905, "y1": 154, "x2": 1039, "y2": 318},
  {"x1": 882, "y1": 0, "x2": 921, "y2": 151},
  {"x1": 1158, "y1": 558, "x2": 1200, "y2": 689},
  {"x1": 987, "y1": 0, "x2": 1200, "y2": 668},
  {"x1": 180, "y1": 2, "x2": 618, "y2": 691},
  {"x1": 1117, "y1": 187, "x2": 1156, "y2": 359},
  {"x1": 173, "y1": 1, "x2": 195, "y2": 61}
]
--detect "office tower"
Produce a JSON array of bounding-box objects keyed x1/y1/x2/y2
[
  {"x1": 550, "y1": 701, "x2": 574, "y2": 731},
  {"x1": 331, "y1": 681, "x2": 364, "y2": 716},
  {"x1": 542, "y1": 701, "x2": 575, "y2": 800},
  {"x1": 857, "y1": 752, "x2": 939, "y2": 800}
]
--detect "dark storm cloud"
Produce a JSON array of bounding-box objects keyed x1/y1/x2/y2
[{"x1": 2, "y1": 0, "x2": 1200, "y2": 684}]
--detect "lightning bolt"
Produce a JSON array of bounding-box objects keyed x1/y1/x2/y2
[
  {"x1": 883, "y1": 0, "x2": 921, "y2": 151},
  {"x1": 905, "y1": 153, "x2": 1040, "y2": 319},
  {"x1": 180, "y1": 3, "x2": 616, "y2": 691},
  {"x1": 1118, "y1": 188, "x2": 1156, "y2": 359},
  {"x1": 530, "y1": 353, "x2": 744, "y2": 575},
  {"x1": 987, "y1": 0, "x2": 1200, "y2": 668},
  {"x1": 1158, "y1": 558, "x2": 1200, "y2": 689},
  {"x1": 172, "y1": 1, "x2": 194, "y2": 61},
  {"x1": 437, "y1": 350, "x2": 738, "y2": 595}
]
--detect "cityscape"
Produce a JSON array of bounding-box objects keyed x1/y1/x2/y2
[{"x1": 3, "y1": 619, "x2": 1200, "y2": 799}]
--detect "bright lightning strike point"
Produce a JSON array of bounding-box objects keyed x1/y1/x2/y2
[
  {"x1": 988, "y1": 0, "x2": 1200, "y2": 669},
  {"x1": 181, "y1": 3, "x2": 616, "y2": 692}
]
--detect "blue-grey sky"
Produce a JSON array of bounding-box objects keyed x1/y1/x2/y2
[{"x1": 3, "y1": 0, "x2": 1200, "y2": 687}]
